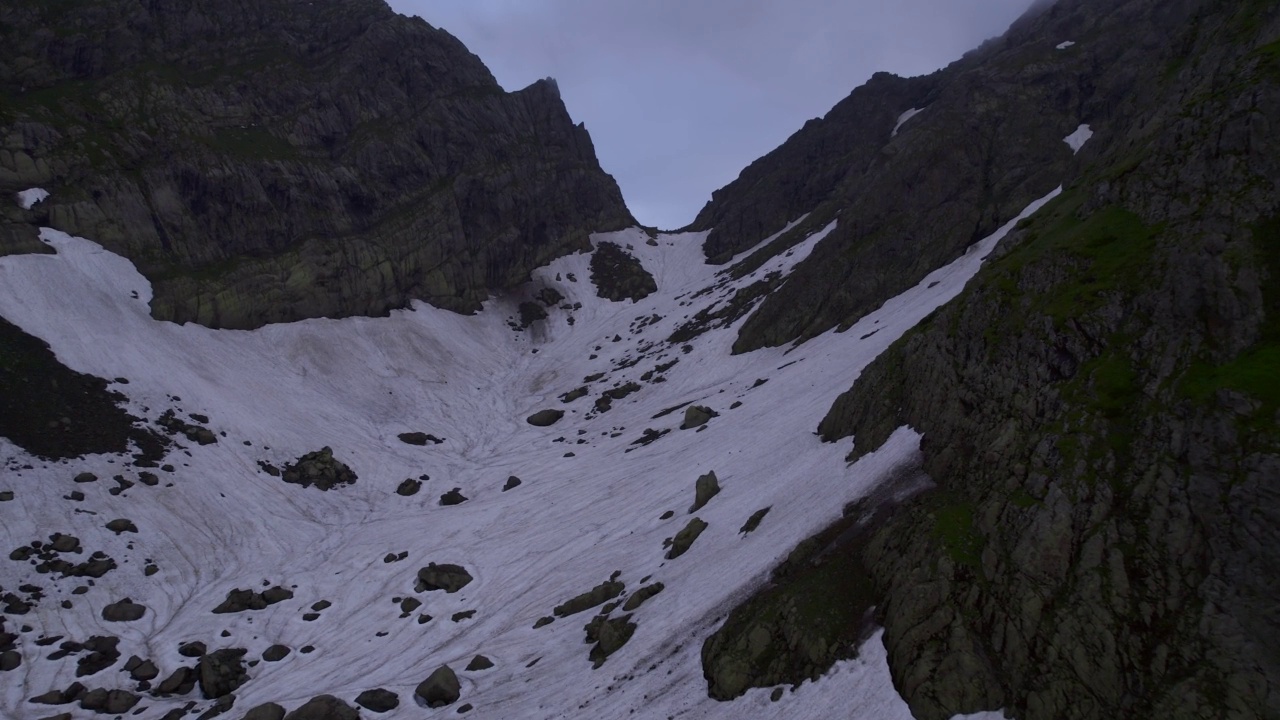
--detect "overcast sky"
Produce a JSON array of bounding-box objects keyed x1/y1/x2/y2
[{"x1": 387, "y1": 1, "x2": 1034, "y2": 229}]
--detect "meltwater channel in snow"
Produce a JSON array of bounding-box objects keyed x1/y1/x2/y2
[{"x1": 0, "y1": 185, "x2": 1059, "y2": 719}]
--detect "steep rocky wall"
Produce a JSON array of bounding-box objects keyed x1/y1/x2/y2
[
  {"x1": 693, "y1": 0, "x2": 1237, "y2": 354},
  {"x1": 812, "y1": 2, "x2": 1280, "y2": 717},
  {"x1": 0, "y1": 0, "x2": 633, "y2": 328}
]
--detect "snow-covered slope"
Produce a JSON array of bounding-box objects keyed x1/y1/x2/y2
[{"x1": 0, "y1": 187, "x2": 1058, "y2": 719}]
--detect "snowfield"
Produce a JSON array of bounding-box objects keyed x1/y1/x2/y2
[{"x1": 0, "y1": 186, "x2": 1060, "y2": 718}]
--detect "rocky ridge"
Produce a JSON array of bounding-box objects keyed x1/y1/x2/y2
[
  {"x1": 0, "y1": 0, "x2": 633, "y2": 328},
  {"x1": 703, "y1": 0, "x2": 1280, "y2": 717}
]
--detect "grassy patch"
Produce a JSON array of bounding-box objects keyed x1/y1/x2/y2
[
  {"x1": 932, "y1": 500, "x2": 983, "y2": 569},
  {"x1": 207, "y1": 126, "x2": 299, "y2": 161},
  {"x1": 1178, "y1": 215, "x2": 1280, "y2": 423}
]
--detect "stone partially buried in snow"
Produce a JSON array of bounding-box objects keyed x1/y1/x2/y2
[
  {"x1": 282, "y1": 695, "x2": 359, "y2": 720},
  {"x1": 667, "y1": 518, "x2": 708, "y2": 559},
  {"x1": 416, "y1": 563, "x2": 473, "y2": 593},
  {"x1": 680, "y1": 405, "x2": 718, "y2": 430},
  {"x1": 242, "y1": 702, "x2": 286, "y2": 720},
  {"x1": 101, "y1": 598, "x2": 146, "y2": 622},
  {"x1": 688, "y1": 471, "x2": 721, "y2": 513},
  {"x1": 355, "y1": 688, "x2": 399, "y2": 713},
  {"x1": 415, "y1": 665, "x2": 461, "y2": 707},
  {"x1": 397, "y1": 431, "x2": 442, "y2": 446},
  {"x1": 526, "y1": 408, "x2": 565, "y2": 427},
  {"x1": 280, "y1": 447, "x2": 357, "y2": 491}
]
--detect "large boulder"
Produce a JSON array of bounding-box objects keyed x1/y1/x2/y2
[
  {"x1": 526, "y1": 409, "x2": 565, "y2": 427},
  {"x1": 416, "y1": 563, "x2": 473, "y2": 593},
  {"x1": 280, "y1": 448, "x2": 357, "y2": 491},
  {"x1": 415, "y1": 665, "x2": 461, "y2": 708},
  {"x1": 198, "y1": 648, "x2": 248, "y2": 698},
  {"x1": 241, "y1": 702, "x2": 286, "y2": 720},
  {"x1": 680, "y1": 405, "x2": 718, "y2": 430},
  {"x1": 689, "y1": 471, "x2": 721, "y2": 512},
  {"x1": 282, "y1": 695, "x2": 359, "y2": 720},
  {"x1": 101, "y1": 598, "x2": 146, "y2": 622},
  {"x1": 554, "y1": 580, "x2": 625, "y2": 617},
  {"x1": 354, "y1": 688, "x2": 399, "y2": 713},
  {"x1": 667, "y1": 518, "x2": 709, "y2": 559}
]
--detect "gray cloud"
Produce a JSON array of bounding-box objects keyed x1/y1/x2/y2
[{"x1": 388, "y1": 0, "x2": 1034, "y2": 228}]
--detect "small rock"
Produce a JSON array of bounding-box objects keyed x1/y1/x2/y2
[
  {"x1": 465, "y1": 655, "x2": 494, "y2": 671},
  {"x1": 502, "y1": 476, "x2": 521, "y2": 491},
  {"x1": 262, "y1": 645, "x2": 291, "y2": 662},
  {"x1": 73, "y1": 473, "x2": 98, "y2": 484},
  {"x1": 105, "y1": 519, "x2": 138, "y2": 534},
  {"x1": 396, "y1": 478, "x2": 421, "y2": 496}
]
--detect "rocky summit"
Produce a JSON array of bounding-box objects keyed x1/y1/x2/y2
[{"x1": 0, "y1": 0, "x2": 1276, "y2": 719}]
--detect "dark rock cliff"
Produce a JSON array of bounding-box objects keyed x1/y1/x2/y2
[
  {"x1": 692, "y1": 0, "x2": 1252, "y2": 355},
  {"x1": 706, "y1": 0, "x2": 1279, "y2": 718},
  {"x1": 0, "y1": 0, "x2": 633, "y2": 328}
]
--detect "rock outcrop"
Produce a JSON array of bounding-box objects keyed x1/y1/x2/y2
[
  {"x1": 0, "y1": 0, "x2": 633, "y2": 329},
  {"x1": 707, "y1": 0, "x2": 1280, "y2": 717}
]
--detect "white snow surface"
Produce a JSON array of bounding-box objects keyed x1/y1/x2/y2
[
  {"x1": 892, "y1": 108, "x2": 924, "y2": 137},
  {"x1": 14, "y1": 188, "x2": 49, "y2": 210},
  {"x1": 1064, "y1": 124, "x2": 1093, "y2": 153},
  {"x1": 0, "y1": 187, "x2": 1058, "y2": 718},
  {"x1": 1056, "y1": 41, "x2": 1076, "y2": 50}
]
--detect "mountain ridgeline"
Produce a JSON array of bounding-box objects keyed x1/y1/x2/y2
[
  {"x1": 0, "y1": 0, "x2": 1276, "y2": 718},
  {"x1": 696, "y1": 0, "x2": 1280, "y2": 718},
  {"x1": 0, "y1": 0, "x2": 632, "y2": 328}
]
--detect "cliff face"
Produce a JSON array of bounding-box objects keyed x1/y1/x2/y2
[
  {"x1": 691, "y1": 0, "x2": 1256, "y2": 356},
  {"x1": 705, "y1": 0, "x2": 1280, "y2": 718},
  {"x1": 0, "y1": 0, "x2": 633, "y2": 328}
]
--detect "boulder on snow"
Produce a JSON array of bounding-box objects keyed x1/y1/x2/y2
[
  {"x1": 680, "y1": 405, "x2": 718, "y2": 430},
  {"x1": 584, "y1": 615, "x2": 637, "y2": 668},
  {"x1": 104, "y1": 519, "x2": 137, "y2": 534},
  {"x1": 396, "y1": 478, "x2": 422, "y2": 496},
  {"x1": 197, "y1": 648, "x2": 248, "y2": 698},
  {"x1": 416, "y1": 563, "x2": 473, "y2": 593},
  {"x1": 280, "y1": 447, "x2": 357, "y2": 491},
  {"x1": 502, "y1": 475, "x2": 522, "y2": 491},
  {"x1": 355, "y1": 688, "x2": 399, "y2": 713},
  {"x1": 667, "y1": 518, "x2": 708, "y2": 559},
  {"x1": 282, "y1": 695, "x2": 359, "y2": 720},
  {"x1": 101, "y1": 598, "x2": 146, "y2": 622},
  {"x1": 465, "y1": 655, "x2": 494, "y2": 671},
  {"x1": 439, "y1": 488, "x2": 468, "y2": 506},
  {"x1": 689, "y1": 471, "x2": 721, "y2": 512},
  {"x1": 526, "y1": 409, "x2": 565, "y2": 427},
  {"x1": 397, "y1": 431, "x2": 443, "y2": 446},
  {"x1": 415, "y1": 665, "x2": 461, "y2": 707},
  {"x1": 242, "y1": 702, "x2": 286, "y2": 720}
]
